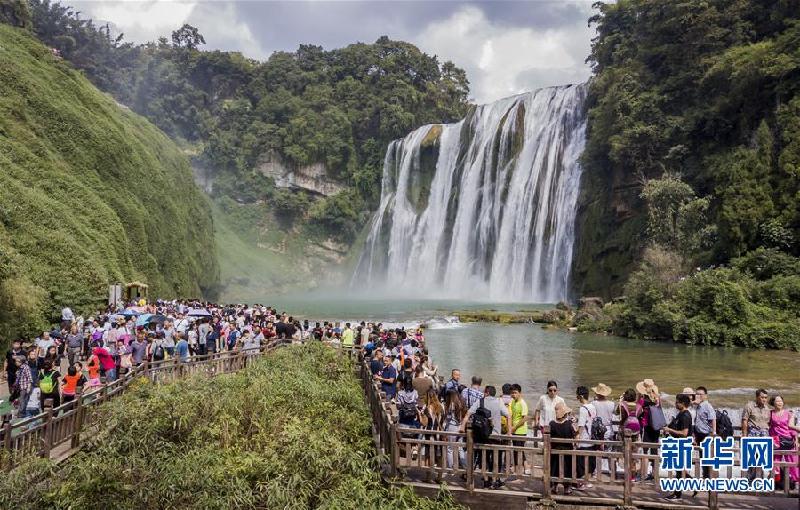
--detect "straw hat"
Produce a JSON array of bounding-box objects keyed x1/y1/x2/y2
[
  {"x1": 680, "y1": 387, "x2": 695, "y2": 396},
  {"x1": 592, "y1": 383, "x2": 612, "y2": 397},
  {"x1": 555, "y1": 402, "x2": 572, "y2": 420},
  {"x1": 635, "y1": 379, "x2": 660, "y2": 400}
]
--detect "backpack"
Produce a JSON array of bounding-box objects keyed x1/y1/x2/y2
[
  {"x1": 153, "y1": 345, "x2": 165, "y2": 361},
  {"x1": 471, "y1": 398, "x2": 493, "y2": 443},
  {"x1": 40, "y1": 372, "x2": 55, "y2": 394},
  {"x1": 398, "y1": 401, "x2": 418, "y2": 422},
  {"x1": 716, "y1": 409, "x2": 734, "y2": 439},
  {"x1": 590, "y1": 416, "x2": 607, "y2": 440}
]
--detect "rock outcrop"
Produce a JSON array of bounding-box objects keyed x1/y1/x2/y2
[{"x1": 257, "y1": 151, "x2": 346, "y2": 196}]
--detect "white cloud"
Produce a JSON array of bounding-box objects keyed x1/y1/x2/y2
[
  {"x1": 75, "y1": 1, "x2": 265, "y2": 58},
  {"x1": 186, "y1": 2, "x2": 266, "y2": 59},
  {"x1": 416, "y1": 5, "x2": 592, "y2": 104},
  {"x1": 82, "y1": 0, "x2": 198, "y2": 43}
]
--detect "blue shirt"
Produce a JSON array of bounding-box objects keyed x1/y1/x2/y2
[
  {"x1": 380, "y1": 365, "x2": 397, "y2": 398},
  {"x1": 175, "y1": 339, "x2": 190, "y2": 361}
]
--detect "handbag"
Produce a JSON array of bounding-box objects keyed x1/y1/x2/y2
[
  {"x1": 777, "y1": 436, "x2": 795, "y2": 451},
  {"x1": 648, "y1": 405, "x2": 668, "y2": 431}
]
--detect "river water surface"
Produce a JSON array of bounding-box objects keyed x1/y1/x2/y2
[{"x1": 273, "y1": 295, "x2": 800, "y2": 409}]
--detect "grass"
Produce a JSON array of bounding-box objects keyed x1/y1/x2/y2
[
  {"x1": 0, "y1": 25, "x2": 218, "y2": 343},
  {"x1": 0, "y1": 343, "x2": 461, "y2": 510}
]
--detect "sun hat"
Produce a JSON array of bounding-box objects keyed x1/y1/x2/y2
[
  {"x1": 555, "y1": 402, "x2": 572, "y2": 420},
  {"x1": 635, "y1": 379, "x2": 660, "y2": 400},
  {"x1": 592, "y1": 383, "x2": 612, "y2": 397},
  {"x1": 680, "y1": 387, "x2": 695, "y2": 395}
]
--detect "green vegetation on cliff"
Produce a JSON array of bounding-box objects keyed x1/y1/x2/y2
[
  {"x1": 0, "y1": 344, "x2": 459, "y2": 510},
  {"x1": 22, "y1": 1, "x2": 470, "y2": 242},
  {"x1": 0, "y1": 24, "x2": 219, "y2": 341},
  {"x1": 573, "y1": 0, "x2": 800, "y2": 298}
]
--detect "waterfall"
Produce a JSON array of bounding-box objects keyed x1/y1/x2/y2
[{"x1": 354, "y1": 83, "x2": 587, "y2": 302}]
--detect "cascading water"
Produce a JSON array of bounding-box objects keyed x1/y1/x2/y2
[{"x1": 354, "y1": 83, "x2": 587, "y2": 302}]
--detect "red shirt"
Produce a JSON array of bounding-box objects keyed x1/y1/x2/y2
[{"x1": 93, "y1": 347, "x2": 115, "y2": 371}]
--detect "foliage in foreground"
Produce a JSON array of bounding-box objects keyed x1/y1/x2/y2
[
  {"x1": 0, "y1": 344, "x2": 460, "y2": 510},
  {"x1": 0, "y1": 24, "x2": 219, "y2": 344}
]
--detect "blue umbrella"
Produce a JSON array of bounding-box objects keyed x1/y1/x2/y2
[
  {"x1": 188, "y1": 308, "x2": 212, "y2": 317},
  {"x1": 139, "y1": 314, "x2": 167, "y2": 326},
  {"x1": 135, "y1": 314, "x2": 153, "y2": 326},
  {"x1": 121, "y1": 308, "x2": 141, "y2": 317}
]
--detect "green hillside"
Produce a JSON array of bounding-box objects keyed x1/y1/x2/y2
[{"x1": 0, "y1": 24, "x2": 219, "y2": 340}]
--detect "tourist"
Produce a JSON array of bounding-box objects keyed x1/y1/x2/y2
[
  {"x1": 61, "y1": 305, "x2": 75, "y2": 330},
  {"x1": 636, "y1": 378, "x2": 662, "y2": 480},
  {"x1": 443, "y1": 389, "x2": 466, "y2": 469},
  {"x1": 663, "y1": 393, "x2": 693, "y2": 500},
  {"x1": 342, "y1": 322, "x2": 354, "y2": 348},
  {"x1": 61, "y1": 365, "x2": 86, "y2": 406},
  {"x1": 175, "y1": 332, "x2": 190, "y2": 362},
  {"x1": 130, "y1": 333, "x2": 148, "y2": 366},
  {"x1": 412, "y1": 365, "x2": 433, "y2": 405},
  {"x1": 460, "y1": 375, "x2": 483, "y2": 409},
  {"x1": 550, "y1": 402, "x2": 576, "y2": 495},
  {"x1": 93, "y1": 345, "x2": 116, "y2": 382},
  {"x1": 397, "y1": 378, "x2": 421, "y2": 428},
  {"x1": 11, "y1": 356, "x2": 32, "y2": 418},
  {"x1": 374, "y1": 353, "x2": 398, "y2": 400},
  {"x1": 3, "y1": 339, "x2": 25, "y2": 393},
  {"x1": 592, "y1": 383, "x2": 616, "y2": 475},
  {"x1": 575, "y1": 385, "x2": 596, "y2": 487},
  {"x1": 38, "y1": 360, "x2": 61, "y2": 410},
  {"x1": 618, "y1": 388, "x2": 642, "y2": 480},
  {"x1": 742, "y1": 389, "x2": 771, "y2": 481},
  {"x1": 36, "y1": 331, "x2": 55, "y2": 363},
  {"x1": 768, "y1": 395, "x2": 800, "y2": 488},
  {"x1": 163, "y1": 320, "x2": 176, "y2": 356},
  {"x1": 509, "y1": 383, "x2": 530, "y2": 475},
  {"x1": 25, "y1": 384, "x2": 41, "y2": 419},
  {"x1": 25, "y1": 350, "x2": 39, "y2": 388},
  {"x1": 460, "y1": 385, "x2": 509, "y2": 489},
  {"x1": 693, "y1": 386, "x2": 716, "y2": 478},
  {"x1": 86, "y1": 351, "x2": 101, "y2": 387},
  {"x1": 534, "y1": 380, "x2": 565, "y2": 435},
  {"x1": 65, "y1": 324, "x2": 84, "y2": 366},
  {"x1": 151, "y1": 332, "x2": 166, "y2": 363},
  {"x1": 421, "y1": 352, "x2": 438, "y2": 381},
  {"x1": 441, "y1": 369, "x2": 461, "y2": 399},
  {"x1": 369, "y1": 349, "x2": 384, "y2": 375}
]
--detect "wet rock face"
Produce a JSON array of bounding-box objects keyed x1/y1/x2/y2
[{"x1": 257, "y1": 151, "x2": 346, "y2": 196}]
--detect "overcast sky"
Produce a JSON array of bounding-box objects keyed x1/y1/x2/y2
[{"x1": 70, "y1": 0, "x2": 596, "y2": 104}]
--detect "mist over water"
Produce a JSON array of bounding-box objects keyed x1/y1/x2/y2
[{"x1": 355, "y1": 84, "x2": 587, "y2": 302}]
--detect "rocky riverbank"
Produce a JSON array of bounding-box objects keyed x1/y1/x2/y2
[{"x1": 454, "y1": 297, "x2": 615, "y2": 333}]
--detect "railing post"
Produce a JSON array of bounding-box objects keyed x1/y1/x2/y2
[
  {"x1": 623, "y1": 429, "x2": 633, "y2": 507},
  {"x1": 390, "y1": 421, "x2": 400, "y2": 478},
  {"x1": 2, "y1": 413, "x2": 12, "y2": 471},
  {"x1": 465, "y1": 425, "x2": 475, "y2": 493},
  {"x1": 41, "y1": 398, "x2": 54, "y2": 459},
  {"x1": 70, "y1": 386, "x2": 84, "y2": 450},
  {"x1": 542, "y1": 425, "x2": 552, "y2": 499}
]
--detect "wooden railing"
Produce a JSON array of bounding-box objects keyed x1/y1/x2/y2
[
  {"x1": 0, "y1": 342, "x2": 288, "y2": 471},
  {"x1": 355, "y1": 355, "x2": 800, "y2": 509}
]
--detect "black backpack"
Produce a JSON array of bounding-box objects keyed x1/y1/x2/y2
[
  {"x1": 471, "y1": 398, "x2": 493, "y2": 443},
  {"x1": 398, "y1": 401, "x2": 418, "y2": 422},
  {"x1": 590, "y1": 416, "x2": 607, "y2": 440},
  {"x1": 716, "y1": 410, "x2": 734, "y2": 439}
]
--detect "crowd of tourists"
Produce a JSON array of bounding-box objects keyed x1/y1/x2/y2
[
  {"x1": 0, "y1": 299, "x2": 353, "y2": 418},
  {"x1": 2, "y1": 300, "x2": 798, "y2": 500},
  {"x1": 361, "y1": 340, "x2": 799, "y2": 497}
]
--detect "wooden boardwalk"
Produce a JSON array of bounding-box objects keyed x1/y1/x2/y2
[{"x1": 354, "y1": 354, "x2": 800, "y2": 510}]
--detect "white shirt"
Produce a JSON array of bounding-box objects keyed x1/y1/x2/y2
[
  {"x1": 536, "y1": 394, "x2": 566, "y2": 426},
  {"x1": 61, "y1": 307, "x2": 74, "y2": 321},
  {"x1": 577, "y1": 402, "x2": 597, "y2": 448}
]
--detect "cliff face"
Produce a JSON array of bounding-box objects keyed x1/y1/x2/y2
[{"x1": 0, "y1": 25, "x2": 219, "y2": 339}]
